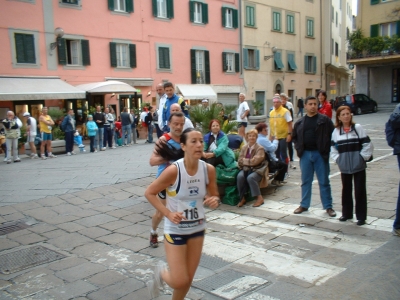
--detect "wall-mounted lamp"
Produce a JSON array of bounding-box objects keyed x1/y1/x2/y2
[
  {"x1": 309, "y1": 80, "x2": 314, "y2": 83},
  {"x1": 291, "y1": 80, "x2": 296, "y2": 83},
  {"x1": 49, "y1": 27, "x2": 65, "y2": 53},
  {"x1": 264, "y1": 46, "x2": 278, "y2": 60},
  {"x1": 111, "y1": 93, "x2": 116, "y2": 98}
]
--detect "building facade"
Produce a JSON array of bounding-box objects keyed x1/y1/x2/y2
[
  {"x1": 351, "y1": 0, "x2": 400, "y2": 104},
  {"x1": 0, "y1": 0, "x2": 244, "y2": 121}
]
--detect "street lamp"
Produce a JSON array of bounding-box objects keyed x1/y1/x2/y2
[
  {"x1": 49, "y1": 27, "x2": 65, "y2": 53},
  {"x1": 264, "y1": 46, "x2": 277, "y2": 60}
]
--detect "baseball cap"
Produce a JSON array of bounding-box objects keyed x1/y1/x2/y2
[
  {"x1": 23, "y1": 112, "x2": 30, "y2": 117},
  {"x1": 202, "y1": 99, "x2": 208, "y2": 103}
]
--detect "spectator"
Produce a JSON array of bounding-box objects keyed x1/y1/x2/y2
[
  {"x1": 93, "y1": 106, "x2": 105, "y2": 151},
  {"x1": 170, "y1": 103, "x2": 193, "y2": 131},
  {"x1": 281, "y1": 93, "x2": 296, "y2": 169},
  {"x1": 237, "y1": 129, "x2": 266, "y2": 208},
  {"x1": 202, "y1": 119, "x2": 237, "y2": 168},
  {"x1": 115, "y1": 116, "x2": 122, "y2": 147},
  {"x1": 121, "y1": 107, "x2": 132, "y2": 146},
  {"x1": 385, "y1": 104, "x2": 400, "y2": 235},
  {"x1": 331, "y1": 106, "x2": 373, "y2": 226},
  {"x1": 23, "y1": 112, "x2": 38, "y2": 159},
  {"x1": 292, "y1": 96, "x2": 336, "y2": 217},
  {"x1": 39, "y1": 107, "x2": 57, "y2": 159},
  {"x1": 236, "y1": 93, "x2": 250, "y2": 138},
  {"x1": 140, "y1": 107, "x2": 149, "y2": 138},
  {"x1": 227, "y1": 129, "x2": 244, "y2": 151},
  {"x1": 156, "y1": 83, "x2": 167, "y2": 138},
  {"x1": 146, "y1": 106, "x2": 155, "y2": 143},
  {"x1": 86, "y1": 115, "x2": 97, "y2": 153},
  {"x1": 317, "y1": 90, "x2": 332, "y2": 119},
  {"x1": 130, "y1": 109, "x2": 137, "y2": 144},
  {"x1": 103, "y1": 107, "x2": 115, "y2": 149},
  {"x1": 297, "y1": 97, "x2": 304, "y2": 117},
  {"x1": 61, "y1": 109, "x2": 76, "y2": 156},
  {"x1": 161, "y1": 82, "x2": 189, "y2": 132},
  {"x1": 2, "y1": 111, "x2": 22, "y2": 164}
]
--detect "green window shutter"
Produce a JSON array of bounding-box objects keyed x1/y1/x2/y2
[
  {"x1": 371, "y1": 0, "x2": 380, "y2": 4},
  {"x1": 304, "y1": 56, "x2": 308, "y2": 73},
  {"x1": 129, "y1": 44, "x2": 136, "y2": 68},
  {"x1": 233, "y1": 9, "x2": 238, "y2": 29},
  {"x1": 205, "y1": 50, "x2": 210, "y2": 84},
  {"x1": 397, "y1": 21, "x2": 400, "y2": 35},
  {"x1": 255, "y1": 49, "x2": 260, "y2": 70},
  {"x1": 108, "y1": 0, "x2": 114, "y2": 11},
  {"x1": 57, "y1": 37, "x2": 67, "y2": 65},
  {"x1": 15, "y1": 34, "x2": 24, "y2": 63},
  {"x1": 370, "y1": 24, "x2": 379, "y2": 37},
  {"x1": 202, "y1": 3, "x2": 208, "y2": 24},
  {"x1": 243, "y1": 48, "x2": 248, "y2": 69},
  {"x1": 221, "y1": 7, "x2": 226, "y2": 27},
  {"x1": 222, "y1": 52, "x2": 227, "y2": 71},
  {"x1": 110, "y1": 42, "x2": 117, "y2": 67},
  {"x1": 167, "y1": 0, "x2": 174, "y2": 18},
  {"x1": 81, "y1": 39, "x2": 91, "y2": 66},
  {"x1": 190, "y1": 49, "x2": 196, "y2": 83},
  {"x1": 274, "y1": 52, "x2": 284, "y2": 69},
  {"x1": 235, "y1": 53, "x2": 240, "y2": 72},
  {"x1": 159, "y1": 47, "x2": 170, "y2": 69},
  {"x1": 126, "y1": 0, "x2": 134, "y2": 13},
  {"x1": 15, "y1": 34, "x2": 36, "y2": 64},
  {"x1": 189, "y1": 1, "x2": 194, "y2": 22},
  {"x1": 152, "y1": 0, "x2": 157, "y2": 17},
  {"x1": 312, "y1": 56, "x2": 317, "y2": 74}
]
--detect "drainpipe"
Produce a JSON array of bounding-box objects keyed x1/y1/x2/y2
[
  {"x1": 239, "y1": 0, "x2": 244, "y2": 92},
  {"x1": 320, "y1": 0, "x2": 324, "y2": 90}
]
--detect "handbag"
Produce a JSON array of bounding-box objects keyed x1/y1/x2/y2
[
  {"x1": 5, "y1": 129, "x2": 19, "y2": 139},
  {"x1": 34, "y1": 135, "x2": 42, "y2": 145}
]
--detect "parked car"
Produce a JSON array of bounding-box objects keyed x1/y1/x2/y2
[{"x1": 333, "y1": 94, "x2": 378, "y2": 115}]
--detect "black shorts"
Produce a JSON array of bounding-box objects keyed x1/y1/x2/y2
[
  {"x1": 164, "y1": 230, "x2": 205, "y2": 245},
  {"x1": 238, "y1": 122, "x2": 248, "y2": 128},
  {"x1": 157, "y1": 189, "x2": 166, "y2": 200}
]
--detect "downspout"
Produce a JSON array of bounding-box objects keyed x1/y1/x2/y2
[
  {"x1": 320, "y1": 0, "x2": 324, "y2": 90},
  {"x1": 239, "y1": 0, "x2": 244, "y2": 91}
]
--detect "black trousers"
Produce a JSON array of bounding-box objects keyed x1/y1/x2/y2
[
  {"x1": 103, "y1": 126, "x2": 113, "y2": 147},
  {"x1": 65, "y1": 131, "x2": 74, "y2": 153},
  {"x1": 269, "y1": 160, "x2": 288, "y2": 182},
  {"x1": 341, "y1": 170, "x2": 367, "y2": 221}
]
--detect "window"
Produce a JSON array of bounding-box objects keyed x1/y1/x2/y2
[
  {"x1": 370, "y1": 0, "x2": 380, "y2": 4},
  {"x1": 243, "y1": 48, "x2": 260, "y2": 70},
  {"x1": 273, "y1": 11, "x2": 281, "y2": 31},
  {"x1": 245, "y1": 5, "x2": 255, "y2": 27},
  {"x1": 335, "y1": 42, "x2": 339, "y2": 57},
  {"x1": 286, "y1": 14, "x2": 294, "y2": 33},
  {"x1": 110, "y1": 42, "x2": 136, "y2": 68},
  {"x1": 336, "y1": 12, "x2": 338, "y2": 27},
  {"x1": 108, "y1": 0, "x2": 134, "y2": 13},
  {"x1": 14, "y1": 33, "x2": 36, "y2": 64},
  {"x1": 306, "y1": 18, "x2": 314, "y2": 37},
  {"x1": 158, "y1": 46, "x2": 171, "y2": 69},
  {"x1": 287, "y1": 53, "x2": 297, "y2": 71},
  {"x1": 190, "y1": 49, "x2": 210, "y2": 84},
  {"x1": 222, "y1": 7, "x2": 238, "y2": 28},
  {"x1": 57, "y1": 38, "x2": 90, "y2": 66},
  {"x1": 304, "y1": 55, "x2": 316, "y2": 74},
  {"x1": 222, "y1": 52, "x2": 239, "y2": 73},
  {"x1": 274, "y1": 52, "x2": 284, "y2": 70},
  {"x1": 381, "y1": 22, "x2": 397, "y2": 37},
  {"x1": 331, "y1": 6, "x2": 334, "y2": 22},
  {"x1": 331, "y1": 38, "x2": 334, "y2": 54},
  {"x1": 61, "y1": 0, "x2": 78, "y2": 4},
  {"x1": 190, "y1": 1, "x2": 208, "y2": 24},
  {"x1": 152, "y1": 0, "x2": 174, "y2": 19}
]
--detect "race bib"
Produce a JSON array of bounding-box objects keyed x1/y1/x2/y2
[{"x1": 177, "y1": 199, "x2": 204, "y2": 229}]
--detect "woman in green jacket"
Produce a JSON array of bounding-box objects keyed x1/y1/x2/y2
[{"x1": 202, "y1": 119, "x2": 237, "y2": 168}]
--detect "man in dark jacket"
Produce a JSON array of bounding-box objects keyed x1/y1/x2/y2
[
  {"x1": 386, "y1": 104, "x2": 400, "y2": 235},
  {"x1": 120, "y1": 107, "x2": 132, "y2": 146},
  {"x1": 292, "y1": 96, "x2": 336, "y2": 217},
  {"x1": 61, "y1": 109, "x2": 76, "y2": 155}
]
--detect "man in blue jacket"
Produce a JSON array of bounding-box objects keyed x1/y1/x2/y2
[
  {"x1": 161, "y1": 82, "x2": 188, "y2": 132},
  {"x1": 61, "y1": 109, "x2": 76, "y2": 156}
]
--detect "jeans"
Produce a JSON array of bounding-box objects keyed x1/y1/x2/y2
[
  {"x1": 297, "y1": 108, "x2": 304, "y2": 117},
  {"x1": 122, "y1": 125, "x2": 131, "y2": 145},
  {"x1": 95, "y1": 127, "x2": 104, "y2": 150},
  {"x1": 131, "y1": 124, "x2": 137, "y2": 144},
  {"x1": 103, "y1": 126, "x2": 113, "y2": 148},
  {"x1": 299, "y1": 150, "x2": 333, "y2": 209},
  {"x1": 394, "y1": 155, "x2": 400, "y2": 229},
  {"x1": 6, "y1": 138, "x2": 18, "y2": 161},
  {"x1": 341, "y1": 170, "x2": 367, "y2": 221},
  {"x1": 275, "y1": 138, "x2": 288, "y2": 162},
  {"x1": 65, "y1": 131, "x2": 74, "y2": 153},
  {"x1": 148, "y1": 124, "x2": 154, "y2": 143},
  {"x1": 89, "y1": 136, "x2": 95, "y2": 152}
]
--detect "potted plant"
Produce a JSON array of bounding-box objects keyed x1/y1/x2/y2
[{"x1": 248, "y1": 100, "x2": 266, "y2": 124}]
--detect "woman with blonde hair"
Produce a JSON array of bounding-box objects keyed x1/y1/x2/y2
[{"x1": 331, "y1": 106, "x2": 373, "y2": 225}]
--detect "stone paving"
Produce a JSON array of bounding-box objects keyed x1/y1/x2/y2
[{"x1": 0, "y1": 110, "x2": 399, "y2": 299}]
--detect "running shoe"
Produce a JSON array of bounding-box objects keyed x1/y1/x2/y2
[{"x1": 150, "y1": 233, "x2": 159, "y2": 248}]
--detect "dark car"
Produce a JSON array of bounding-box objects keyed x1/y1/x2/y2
[{"x1": 333, "y1": 94, "x2": 378, "y2": 115}]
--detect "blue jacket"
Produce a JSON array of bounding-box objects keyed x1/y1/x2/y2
[
  {"x1": 386, "y1": 104, "x2": 400, "y2": 155},
  {"x1": 86, "y1": 121, "x2": 98, "y2": 137},
  {"x1": 162, "y1": 94, "x2": 189, "y2": 129},
  {"x1": 61, "y1": 115, "x2": 75, "y2": 132}
]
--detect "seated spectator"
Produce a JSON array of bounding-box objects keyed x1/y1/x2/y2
[
  {"x1": 202, "y1": 119, "x2": 237, "y2": 168},
  {"x1": 255, "y1": 122, "x2": 288, "y2": 186},
  {"x1": 237, "y1": 129, "x2": 266, "y2": 208},
  {"x1": 227, "y1": 129, "x2": 244, "y2": 151}
]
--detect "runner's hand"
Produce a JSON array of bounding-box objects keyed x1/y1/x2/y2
[
  {"x1": 204, "y1": 196, "x2": 220, "y2": 209},
  {"x1": 167, "y1": 211, "x2": 187, "y2": 224}
]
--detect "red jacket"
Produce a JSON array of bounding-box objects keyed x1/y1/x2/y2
[{"x1": 318, "y1": 101, "x2": 332, "y2": 119}]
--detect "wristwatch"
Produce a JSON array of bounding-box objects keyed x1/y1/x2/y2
[{"x1": 288, "y1": 133, "x2": 292, "y2": 135}]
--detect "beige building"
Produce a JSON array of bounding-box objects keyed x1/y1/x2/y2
[
  {"x1": 350, "y1": 0, "x2": 400, "y2": 104},
  {"x1": 241, "y1": 0, "x2": 322, "y2": 113}
]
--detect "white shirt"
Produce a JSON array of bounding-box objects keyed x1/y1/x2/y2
[
  {"x1": 27, "y1": 117, "x2": 37, "y2": 135},
  {"x1": 237, "y1": 101, "x2": 250, "y2": 122},
  {"x1": 140, "y1": 111, "x2": 148, "y2": 123},
  {"x1": 184, "y1": 117, "x2": 194, "y2": 131},
  {"x1": 158, "y1": 94, "x2": 167, "y2": 128}
]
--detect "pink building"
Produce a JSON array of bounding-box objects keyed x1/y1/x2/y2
[{"x1": 0, "y1": 0, "x2": 243, "y2": 121}]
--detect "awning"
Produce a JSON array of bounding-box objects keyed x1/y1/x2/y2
[
  {"x1": 175, "y1": 84, "x2": 217, "y2": 100},
  {"x1": 0, "y1": 77, "x2": 86, "y2": 101},
  {"x1": 75, "y1": 80, "x2": 137, "y2": 94}
]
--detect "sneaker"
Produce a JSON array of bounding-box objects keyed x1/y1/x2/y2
[
  {"x1": 150, "y1": 233, "x2": 159, "y2": 248},
  {"x1": 6, "y1": 159, "x2": 11, "y2": 164},
  {"x1": 14, "y1": 158, "x2": 21, "y2": 163},
  {"x1": 290, "y1": 163, "x2": 296, "y2": 169},
  {"x1": 71, "y1": 151, "x2": 76, "y2": 155},
  {"x1": 3, "y1": 157, "x2": 8, "y2": 162},
  {"x1": 67, "y1": 152, "x2": 71, "y2": 156},
  {"x1": 271, "y1": 180, "x2": 284, "y2": 186},
  {"x1": 147, "y1": 261, "x2": 167, "y2": 298},
  {"x1": 41, "y1": 155, "x2": 47, "y2": 160},
  {"x1": 111, "y1": 146, "x2": 116, "y2": 149},
  {"x1": 31, "y1": 154, "x2": 38, "y2": 159},
  {"x1": 48, "y1": 154, "x2": 57, "y2": 158},
  {"x1": 94, "y1": 150, "x2": 98, "y2": 153},
  {"x1": 101, "y1": 147, "x2": 106, "y2": 151},
  {"x1": 126, "y1": 144, "x2": 130, "y2": 147},
  {"x1": 392, "y1": 228, "x2": 400, "y2": 236},
  {"x1": 122, "y1": 144, "x2": 125, "y2": 147}
]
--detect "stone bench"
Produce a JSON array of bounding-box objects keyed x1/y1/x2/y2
[{"x1": 25, "y1": 140, "x2": 66, "y2": 156}]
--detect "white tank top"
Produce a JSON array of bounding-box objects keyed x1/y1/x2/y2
[{"x1": 164, "y1": 158, "x2": 209, "y2": 235}]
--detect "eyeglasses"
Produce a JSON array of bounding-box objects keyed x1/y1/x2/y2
[{"x1": 273, "y1": 101, "x2": 280, "y2": 103}]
